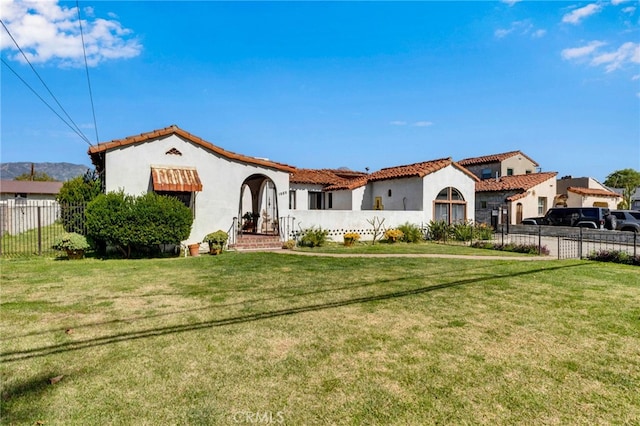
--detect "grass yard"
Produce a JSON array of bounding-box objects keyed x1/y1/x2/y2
[{"x1": 1, "y1": 253, "x2": 638, "y2": 424}]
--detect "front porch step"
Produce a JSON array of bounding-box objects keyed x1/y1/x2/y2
[{"x1": 230, "y1": 234, "x2": 282, "y2": 251}]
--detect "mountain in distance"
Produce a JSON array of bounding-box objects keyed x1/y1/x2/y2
[{"x1": 0, "y1": 162, "x2": 92, "y2": 182}]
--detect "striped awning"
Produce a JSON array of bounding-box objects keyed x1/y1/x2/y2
[{"x1": 151, "y1": 166, "x2": 202, "y2": 192}]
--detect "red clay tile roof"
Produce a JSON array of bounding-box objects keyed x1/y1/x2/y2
[
  {"x1": 0, "y1": 180, "x2": 63, "y2": 195},
  {"x1": 88, "y1": 125, "x2": 296, "y2": 173},
  {"x1": 324, "y1": 158, "x2": 478, "y2": 191},
  {"x1": 458, "y1": 150, "x2": 539, "y2": 167},
  {"x1": 567, "y1": 187, "x2": 621, "y2": 198},
  {"x1": 289, "y1": 169, "x2": 347, "y2": 185},
  {"x1": 476, "y1": 172, "x2": 557, "y2": 201}
]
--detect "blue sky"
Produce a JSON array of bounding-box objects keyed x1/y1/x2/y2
[{"x1": 1, "y1": 0, "x2": 638, "y2": 182}]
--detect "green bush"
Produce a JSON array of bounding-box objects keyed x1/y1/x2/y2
[
  {"x1": 203, "y1": 230, "x2": 228, "y2": 250},
  {"x1": 86, "y1": 191, "x2": 193, "y2": 258},
  {"x1": 52, "y1": 232, "x2": 90, "y2": 251},
  {"x1": 471, "y1": 241, "x2": 549, "y2": 255},
  {"x1": 452, "y1": 222, "x2": 473, "y2": 241},
  {"x1": 397, "y1": 222, "x2": 423, "y2": 243},
  {"x1": 587, "y1": 250, "x2": 639, "y2": 266},
  {"x1": 298, "y1": 227, "x2": 329, "y2": 248},
  {"x1": 428, "y1": 220, "x2": 451, "y2": 242}
]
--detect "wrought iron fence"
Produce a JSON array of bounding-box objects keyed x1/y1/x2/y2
[
  {"x1": 496, "y1": 224, "x2": 638, "y2": 260},
  {"x1": 0, "y1": 201, "x2": 87, "y2": 258}
]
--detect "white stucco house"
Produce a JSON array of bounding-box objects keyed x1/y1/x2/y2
[
  {"x1": 88, "y1": 125, "x2": 296, "y2": 247},
  {"x1": 555, "y1": 176, "x2": 622, "y2": 209},
  {"x1": 88, "y1": 126, "x2": 478, "y2": 246}
]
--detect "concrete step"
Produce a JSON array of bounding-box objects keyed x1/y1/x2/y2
[{"x1": 230, "y1": 235, "x2": 282, "y2": 251}]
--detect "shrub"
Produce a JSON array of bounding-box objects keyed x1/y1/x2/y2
[
  {"x1": 298, "y1": 227, "x2": 329, "y2": 248},
  {"x1": 203, "y1": 230, "x2": 228, "y2": 251},
  {"x1": 86, "y1": 191, "x2": 193, "y2": 258},
  {"x1": 383, "y1": 228, "x2": 404, "y2": 243},
  {"x1": 587, "y1": 250, "x2": 639, "y2": 266},
  {"x1": 282, "y1": 239, "x2": 296, "y2": 250},
  {"x1": 452, "y1": 222, "x2": 473, "y2": 242},
  {"x1": 343, "y1": 232, "x2": 361, "y2": 246},
  {"x1": 471, "y1": 241, "x2": 549, "y2": 255},
  {"x1": 428, "y1": 220, "x2": 451, "y2": 242},
  {"x1": 52, "y1": 232, "x2": 90, "y2": 252},
  {"x1": 397, "y1": 222, "x2": 423, "y2": 243},
  {"x1": 473, "y1": 222, "x2": 494, "y2": 240}
]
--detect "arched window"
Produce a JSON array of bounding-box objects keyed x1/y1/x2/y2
[{"x1": 434, "y1": 187, "x2": 466, "y2": 224}]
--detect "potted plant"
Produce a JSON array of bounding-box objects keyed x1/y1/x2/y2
[
  {"x1": 343, "y1": 232, "x2": 360, "y2": 247},
  {"x1": 203, "y1": 230, "x2": 228, "y2": 255},
  {"x1": 241, "y1": 212, "x2": 259, "y2": 233},
  {"x1": 52, "y1": 232, "x2": 90, "y2": 259}
]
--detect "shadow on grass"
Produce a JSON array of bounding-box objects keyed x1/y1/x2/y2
[
  {"x1": 2, "y1": 262, "x2": 504, "y2": 340},
  {"x1": 0, "y1": 263, "x2": 585, "y2": 363}
]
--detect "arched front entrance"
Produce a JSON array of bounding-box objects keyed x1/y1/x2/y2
[{"x1": 239, "y1": 174, "x2": 279, "y2": 235}]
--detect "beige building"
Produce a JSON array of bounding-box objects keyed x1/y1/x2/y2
[
  {"x1": 555, "y1": 176, "x2": 622, "y2": 209},
  {"x1": 458, "y1": 150, "x2": 539, "y2": 180}
]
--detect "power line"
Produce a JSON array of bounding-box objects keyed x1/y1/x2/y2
[
  {"x1": 0, "y1": 18, "x2": 93, "y2": 145},
  {"x1": 1, "y1": 58, "x2": 93, "y2": 146},
  {"x1": 76, "y1": 1, "x2": 99, "y2": 144}
]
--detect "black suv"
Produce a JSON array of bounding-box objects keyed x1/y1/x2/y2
[
  {"x1": 522, "y1": 207, "x2": 616, "y2": 230},
  {"x1": 611, "y1": 210, "x2": 640, "y2": 233}
]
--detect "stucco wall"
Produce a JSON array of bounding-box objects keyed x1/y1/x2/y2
[
  {"x1": 288, "y1": 210, "x2": 428, "y2": 242},
  {"x1": 369, "y1": 177, "x2": 423, "y2": 210},
  {"x1": 566, "y1": 193, "x2": 619, "y2": 209},
  {"x1": 103, "y1": 134, "x2": 290, "y2": 243},
  {"x1": 500, "y1": 156, "x2": 537, "y2": 176},
  {"x1": 423, "y1": 166, "x2": 476, "y2": 222}
]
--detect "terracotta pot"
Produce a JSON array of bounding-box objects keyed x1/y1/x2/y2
[
  {"x1": 188, "y1": 243, "x2": 200, "y2": 257},
  {"x1": 66, "y1": 249, "x2": 85, "y2": 260}
]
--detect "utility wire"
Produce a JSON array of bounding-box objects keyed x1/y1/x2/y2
[
  {"x1": 76, "y1": 1, "x2": 99, "y2": 144},
  {"x1": 0, "y1": 18, "x2": 93, "y2": 145},
  {"x1": 1, "y1": 58, "x2": 93, "y2": 146}
]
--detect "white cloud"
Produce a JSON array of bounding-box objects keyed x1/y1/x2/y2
[
  {"x1": 390, "y1": 121, "x2": 407, "y2": 126},
  {"x1": 500, "y1": 0, "x2": 523, "y2": 6},
  {"x1": 611, "y1": 0, "x2": 630, "y2": 5},
  {"x1": 0, "y1": 0, "x2": 141, "y2": 67},
  {"x1": 561, "y1": 41, "x2": 607, "y2": 60},
  {"x1": 413, "y1": 121, "x2": 433, "y2": 127},
  {"x1": 632, "y1": 74, "x2": 640, "y2": 81},
  {"x1": 495, "y1": 20, "x2": 545, "y2": 40},
  {"x1": 562, "y1": 41, "x2": 640, "y2": 72},
  {"x1": 622, "y1": 6, "x2": 636, "y2": 14},
  {"x1": 591, "y1": 42, "x2": 640, "y2": 72},
  {"x1": 562, "y1": 4, "x2": 602, "y2": 25}
]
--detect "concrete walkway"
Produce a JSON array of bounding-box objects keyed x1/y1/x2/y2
[{"x1": 273, "y1": 249, "x2": 554, "y2": 261}]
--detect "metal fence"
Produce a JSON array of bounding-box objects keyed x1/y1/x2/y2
[
  {"x1": 495, "y1": 224, "x2": 638, "y2": 260},
  {"x1": 0, "y1": 201, "x2": 87, "y2": 258}
]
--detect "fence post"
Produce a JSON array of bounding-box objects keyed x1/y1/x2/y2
[
  {"x1": 578, "y1": 227, "x2": 583, "y2": 259},
  {"x1": 557, "y1": 236, "x2": 561, "y2": 260},
  {"x1": 501, "y1": 224, "x2": 504, "y2": 246},
  {"x1": 538, "y1": 226, "x2": 542, "y2": 255},
  {"x1": 634, "y1": 232, "x2": 637, "y2": 259},
  {"x1": 37, "y1": 206, "x2": 42, "y2": 256}
]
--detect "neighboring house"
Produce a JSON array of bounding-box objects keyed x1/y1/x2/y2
[
  {"x1": 88, "y1": 125, "x2": 296, "y2": 244},
  {"x1": 289, "y1": 168, "x2": 367, "y2": 210},
  {"x1": 474, "y1": 172, "x2": 558, "y2": 225},
  {"x1": 0, "y1": 180, "x2": 64, "y2": 235},
  {"x1": 0, "y1": 180, "x2": 63, "y2": 204},
  {"x1": 633, "y1": 187, "x2": 640, "y2": 210},
  {"x1": 555, "y1": 176, "x2": 622, "y2": 209},
  {"x1": 458, "y1": 150, "x2": 539, "y2": 180}
]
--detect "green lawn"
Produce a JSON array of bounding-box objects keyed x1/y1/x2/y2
[{"x1": 1, "y1": 253, "x2": 638, "y2": 424}]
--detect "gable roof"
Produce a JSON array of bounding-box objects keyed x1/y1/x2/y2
[
  {"x1": 0, "y1": 180, "x2": 63, "y2": 195},
  {"x1": 458, "y1": 150, "x2": 539, "y2": 167},
  {"x1": 290, "y1": 169, "x2": 349, "y2": 186},
  {"x1": 324, "y1": 157, "x2": 478, "y2": 191},
  {"x1": 88, "y1": 125, "x2": 296, "y2": 173},
  {"x1": 567, "y1": 187, "x2": 621, "y2": 198},
  {"x1": 476, "y1": 172, "x2": 557, "y2": 201}
]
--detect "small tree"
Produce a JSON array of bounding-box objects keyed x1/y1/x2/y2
[
  {"x1": 56, "y1": 170, "x2": 102, "y2": 234},
  {"x1": 604, "y1": 168, "x2": 640, "y2": 209}
]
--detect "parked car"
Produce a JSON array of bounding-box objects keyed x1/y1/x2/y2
[
  {"x1": 611, "y1": 210, "x2": 640, "y2": 233},
  {"x1": 522, "y1": 207, "x2": 616, "y2": 230}
]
